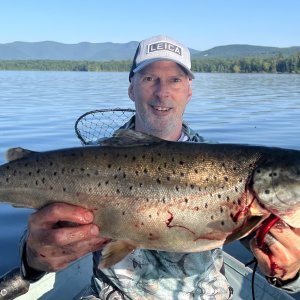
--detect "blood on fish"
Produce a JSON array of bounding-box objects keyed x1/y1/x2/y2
[{"x1": 165, "y1": 211, "x2": 196, "y2": 237}]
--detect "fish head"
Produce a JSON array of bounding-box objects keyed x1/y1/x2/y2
[{"x1": 253, "y1": 153, "x2": 300, "y2": 228}]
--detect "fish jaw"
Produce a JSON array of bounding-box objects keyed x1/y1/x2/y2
[{"x1": 253, "y1": 155, "x2": 300, "y2": 228}]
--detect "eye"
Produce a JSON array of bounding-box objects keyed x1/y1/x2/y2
[{"x1": 144, "y1": 76, "x2": 154, "y2": 82}]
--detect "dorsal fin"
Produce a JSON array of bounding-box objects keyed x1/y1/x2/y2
[
  {"x1": 99, "y1": 129, "x2": 163, "y2": 147},
  {"x1": 5, "y1": 147, "x2": 36, "y2": 162}
]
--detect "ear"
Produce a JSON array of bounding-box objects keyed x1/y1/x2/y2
[
  {"x1": 187, "y1": 79, "x2": 193, "y2": 103},
  {"x1": 128, "y1": 82, "x2": 135, "y2": 102}
]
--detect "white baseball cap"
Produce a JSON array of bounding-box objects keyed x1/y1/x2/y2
[{"x1": 129, "y1": 35, "x2": 194, "y2": 81}]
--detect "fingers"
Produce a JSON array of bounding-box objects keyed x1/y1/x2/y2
[
  {"x1": 28, "y1": 223, "x2": 100, "y2": 247},
  {"x1": 251, "y1": 221, "x2": 300, "y2": 280},
  {"x1": 29, "y1": 203, "x2": 94, "y2": 229},
  {"x1": 25, "y1": 202, "x2": 110, "y2": 273}
]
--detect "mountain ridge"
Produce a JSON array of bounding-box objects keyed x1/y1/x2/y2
[{"x1": 0, "y1": 41, "x2": 299, "y2": 61}]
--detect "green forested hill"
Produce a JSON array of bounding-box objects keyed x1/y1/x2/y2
[
  {"x1": 1, "y1": 41, "x2": 300, "y2": 60},
  {"x1": 0, "y1": 41, "x2": 299, "y2": 73}
]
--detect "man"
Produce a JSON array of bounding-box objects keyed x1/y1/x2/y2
[{"x1": 21, "y1": 35, "x2": 300, "y2": 299}]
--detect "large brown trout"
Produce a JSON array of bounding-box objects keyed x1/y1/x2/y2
[{"x1": 0, "y1": 130, "x2": 300, "y2": 267}]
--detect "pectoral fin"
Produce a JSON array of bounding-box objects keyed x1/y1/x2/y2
[{"x1": 100, "y1": 240, "x2": 136, "y2": 268}]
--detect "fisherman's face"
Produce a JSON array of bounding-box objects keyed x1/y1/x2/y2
[{"x1": 128, "y1": 61, "x2": 192, "y2": 140}]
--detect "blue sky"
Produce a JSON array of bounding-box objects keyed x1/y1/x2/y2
[{"x1": 1, "y1": 0, "x2": 299, "y2": 50}]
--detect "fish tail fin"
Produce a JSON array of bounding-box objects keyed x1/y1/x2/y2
[{"x1": 100, "y1": 240, "x2": 136, "y2": 268}]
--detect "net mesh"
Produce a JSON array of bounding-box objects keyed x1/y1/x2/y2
[{"x1": 75, "y1": 108, "x2": 135, "y2": 145}]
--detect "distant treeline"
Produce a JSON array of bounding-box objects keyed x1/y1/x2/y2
[{"x1": 0, "y1": 53, "x2": 300, "y2": 74}]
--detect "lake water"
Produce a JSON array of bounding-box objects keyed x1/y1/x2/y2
[{"x1": 0, "y1": 71, "x2": 300, "y2": 297}]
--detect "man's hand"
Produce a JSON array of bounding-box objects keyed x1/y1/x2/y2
[
  {"x1": 250, "y1": 219, "x2": 300, "y2": 281},
  {"x1": 26, "y1": 203, "x2": 110, "y2": 272}
]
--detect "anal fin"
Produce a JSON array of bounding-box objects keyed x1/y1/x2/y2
[{"x1": 100, "y1": 240, "x2": 136, "y2": 268}]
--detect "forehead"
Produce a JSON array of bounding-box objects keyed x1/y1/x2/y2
[{"x1": 138, "y1": 61, "x2": 187, "y2": 76}]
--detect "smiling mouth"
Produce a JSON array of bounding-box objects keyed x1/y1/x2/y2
[{"x1": 152, "y1": 106, "x2": 171, "y2": 112}]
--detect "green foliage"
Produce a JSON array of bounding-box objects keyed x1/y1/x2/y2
[
  {"x1": 191, "y1": 53, "x2": 300, "y2": 74},
  {"x1": 0, "y1": 53, "x2": 300, "y2": 74}
]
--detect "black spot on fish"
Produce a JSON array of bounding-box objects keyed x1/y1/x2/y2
[
  {"x1": 151, "y1": 156, "x2": 154, "y2": 162},
  {"x1": 239, "y1": 178, "x2": 243, "y2": 183},
  {"x1": 80, "y1": 168, "x2": 85, "y2": 172},
  {"x1": 265, "y1": 189, "x2": 270, "y2": 194},
  {"x1": 6, "y1": 166, "x2": 10, "y2": 170},
  {"x1": 116, "y1": 189, "x2": 120, "y2": 194},
  {"x1": 220, "y1": 207, "x2": 224, "y2": 213},
  {"x1": 256, "y1": 169, "x2": 261, "y2": 174},
  {"x1": 107, "y1": 164, "x2": 111, "y2": 169},
  {"x1": 221, "y1": 221, "x2": 225, "y2": 226},
  {"x1": 205, "y1": 203, "x2": 208, "y2": 208},
  {"x1": 129, "y1": 186, "x2": 133, "y2": 190},
  {"x1": 149, "y1": 214, "x2": 152, "y2": 218},
  {"x1": 105, "y1": 180, "x2": 109, "y2": 185},
  {"x1": 224, "y1": 176, "x2": 228, "y2": 182},
  {"x1": 71, "y1": 168, "x2": 74, "y2": 173},
  {"x1": 172, "y1": 157, "x2": 175, "y2": 162},
  {"x1": 139, "y1": 183, "x2": 143, "y2": 187},
  {"x1": 167, "y1": 176, "x2": 171, "y2": 181},
  {"x1": 184, "y1": 198, "x2": 188, "y2": 203},
  {"x1": 53, "y1": 172, "x2": 57, "y2": 176},
  {"x1": 63, "y1": 187, "x2": 66, "y2": 192},
  {"x1": 164, "y1": 162, "x2": 167, "y2": 168},
  {"x1": 157, "y1": 166, "x2": 161, "y2": 171},
  {"x1": 50, "y1": 186, "x2": 53, "y2": 190},
  {"x1": 162, "y1": 197, "x2": 166, "y2": 203},
  {"x1": 211, "y1": 215, "x2": 214, "y2": 220},
  {"x1": 94, "y1": 170, "x2": 99, "y2": 175},
  {"x1": 114, "y1": 174, "x2": 118, "y2": 179},
  {"x1": 156, "y1": 178, "x2": 161, "y2": 184},
  {"x1": 144, "y1": 168, "x2": 148, "y2": 174},
  {"x1": 132, "y1": 156, "x2": 136, "y2": 161},
  {"x1": 123, "y1": 172, "x2": 126, "y2": 178},
  {"x1": 122, "y1": 211, "x2": 125, "y2": 215},
  {"x1": 142, "y1": 154, "x2": 146, "y2": 159},
  {"x1": 146, "y1": 198, "x2": 149, "y2": 202},
  {"x1": 235, "y1": 187, "x2": 239, "y2": 192},
  {"x1": 49, "y1": 162, "x2": 53, "y2": 166},
  {"x1": 194, "y1": 169, "x2": 198, "y2": 174},
  {"x1": 61, "y1": 168, "x2": 65, "y2": 174},
  {"x1": 179, "y1": 161, "x2": 184, "y2": 165},
  {"x1": 86, "y1": 173, "x2": 90, "y2": 177},
  {"x1": 28, "y1": 172, "x2": 32, "y2": 176},
  {"x1": 118, "y1": 167, "x2": 122, "y2": 171},
  {"x1": 218, "y1": 194, "x2": 221, "y2": 199},
  {"x1": 135, "y1": 171, "x2": 139, "y2": 176},
  {"x1": 157, "y1": 153, "x2": 161, "y2": 157},
  {"x1": 24, "y1": 163, "x2": 28, "y2": 167},
  {"x1": 6, "y1": 178, "x2": 9, "y2": 183},
  {"x1": 42, "y1": 178, "x2": 45, "y2": 183},
  {"x1": 98, "y1": 182, "x2": 101, "y2": 187},
  {"x1": 124, "y1": 154, "x2": 128, "y2": 158},
  {"x1": 35, "y1": 180, "x2": 38, "y2": 186},
  {"x1": 180, "y1": 172, "x2": 185, "y2": 177},
  {"x1": 226, "y1": 196, "x2": 230, "y2": 202}
]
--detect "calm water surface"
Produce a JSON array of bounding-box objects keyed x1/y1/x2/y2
[{"x1": 0, "y1": 71, "x2": 300, "y2": 287}]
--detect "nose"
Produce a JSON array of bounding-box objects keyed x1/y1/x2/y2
[{"x1": 154, "y1": 79, "x2": 170, "y2": 99}]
